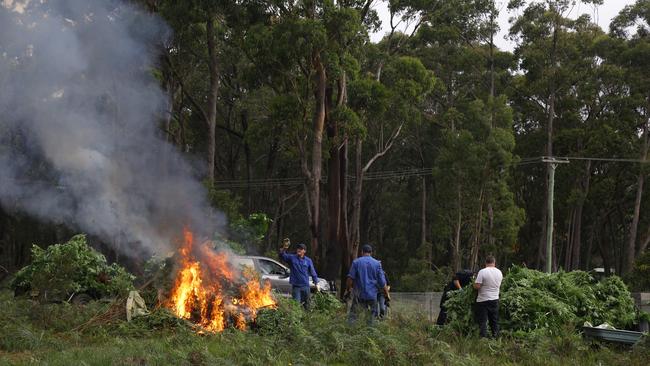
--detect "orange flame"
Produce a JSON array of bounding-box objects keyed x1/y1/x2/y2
[{"x1": 168, "y1": 227, "x2": 275, "y2": 332}]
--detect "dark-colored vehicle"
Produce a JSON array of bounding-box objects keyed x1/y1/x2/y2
[{"x1": 231, "y1": 255, "x2": 333, "y2": 295}]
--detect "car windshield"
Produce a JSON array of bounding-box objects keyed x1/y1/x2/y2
[
  {"x1": 258, "y1": 259, "x2": 286, "y2": 275},
  {"x1": 231, "y1": 257, "x2": 255, "y2": 272}
]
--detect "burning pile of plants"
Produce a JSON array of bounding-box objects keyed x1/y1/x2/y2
[
  {"x1": 165, "y1": 228, "x2": 276, "y2": 332},
  {"x1": 9, "y1": 230, "x2": 277, "y2": 333}
]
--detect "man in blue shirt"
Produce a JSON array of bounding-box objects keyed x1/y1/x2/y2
[
  {"x1": 345, "y1": 244, "x2": 389, "y2": 324},
  {"x1": 279, "y1": 238, "x2": 319, "y2": 309}
]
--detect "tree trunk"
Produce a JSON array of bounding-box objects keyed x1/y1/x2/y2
[
  {"x1": 469, "y1": 187, "x2": 484, "y2": 271},
  {"x1": 453, "y1": 184, "x2": 462, "y2": 271},
  {"x1": 349, "y1": 138, "x2": 364, "y2": 263},
  {"x1": 420, "y1": 176, "x2": 429, "y2": 263},
  {"x1": 307, "y1": 51, "x2": 327, "y2": 262},
  {"x1": 539, "y1": 20, "x2": 559, "y2": 270},
  {"x1": 487, "y1": 203, "x2": 494, "y2": 247},
  {"x1": 569, "y1": 161, "x2": 591, "y2": 270},
  {"x1": 266, "y1": 196, "x2": 283, "y2": 252},
  {"x1": 332, "y1": 72, "x2": 350, "y2": 288},
  {"x1": 564, "y1": 209, "x2": 574, "y2": 270},
  {"x1": 326, "y1": 83, "x2": 340, "y2": 279},
  {"x1": 206, "y1": 17, "x2": 219, "y2": 185},
  {"x1": 488, "y1": 7, "x2": 496, "y2": 101},
  {"x1": 638, "y1": 226, "x2": 650, "y2": 255},
  {"x1": 625, "y1": 121, "x2": 649, "y2": 273},
  {"x1": 241, "y1": 110, "x2": 252, "y2": 214},
  {"x1": 337, "y1": 138, "x2": 349, "y2": 295}
]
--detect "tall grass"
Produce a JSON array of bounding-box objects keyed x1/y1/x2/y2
[{"x1": 0, "y1": 290, "x2": 647, "y2": 366}]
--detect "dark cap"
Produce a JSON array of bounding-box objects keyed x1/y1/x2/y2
[
  {"x1": 296, "y1": 243, "x2": 307, "y2": 250},
  {"x1": 361, "y1": 244, "x2": 373, "y2": 253}
]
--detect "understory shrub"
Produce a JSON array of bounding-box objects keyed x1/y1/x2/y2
[
  {"x1": 254, "y1": 296, "x2": 305, "y2": 338},
  {"x1": 311, "y1": 291, "x2": 344, "y2": 314},
  {"x1": 11, "y1": 234, "x2": 134, "y2": 301}
]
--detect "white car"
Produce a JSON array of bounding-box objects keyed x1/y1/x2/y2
[{"x1": 232, "y1": 255, "x2": 332, "y2": 295}]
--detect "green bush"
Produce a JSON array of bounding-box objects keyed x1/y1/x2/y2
[
  {"x1": 11, "y1": 234, "x2": 134, "y2": 301},
  {"x1": 310, "y1": 291, "x2": 344, "y2": 315},
  {"x1": 117, "y1": 308, "x2": 193, "y2": 336},
  {"x1": 444, "y1": 285, "x2": 478, "y2": 334},
  {"x1": 254, "y1": 296, "x2": 305, "y2": 338}
]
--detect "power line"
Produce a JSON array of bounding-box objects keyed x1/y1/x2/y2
[
  {"x1": 5, "y1": 156, "x2": 645, "y2": 190},
  {"x1": 557, "y1": 156, "x2": 650, "y2": 163},
  {"x1": 512, "y1": 156, "x2": 650, "y2": 167},
  {"x1": 214, "y1": 155, "x2": 649, "y2": 188},
  {"x1": 214, "y1": 168, "x2": 436, "y2": 188}
]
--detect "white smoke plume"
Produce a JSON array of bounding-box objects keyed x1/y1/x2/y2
[{"x1": 0, "y1": 0, "x2": 221, "y2": 255}]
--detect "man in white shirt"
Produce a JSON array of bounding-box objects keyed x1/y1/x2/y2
[{"x1": 473, "y1": 255, "x2": 503, "y2": 338}]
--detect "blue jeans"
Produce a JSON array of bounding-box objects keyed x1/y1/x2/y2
[
  {"x1": 377, "y1": 293, "x2": 387, "y2": 318},
  {"x1": 348, "y1": 296, "x2": 378, "y2": 325},
  {"x1": 291, "y1": 285, "x2": 311, "y2": 309}
]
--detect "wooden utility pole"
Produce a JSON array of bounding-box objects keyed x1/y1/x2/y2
[{"x1": 542, "y1": 157, "x2": 569, "y2": 273}]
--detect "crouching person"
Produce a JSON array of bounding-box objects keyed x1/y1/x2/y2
[
  {"x1": 436, "y1": 269, "x2": 473, "y2": 325},
  {"x1": 279, "y1": 238, "x2": 319, "y2": 309},
  {"x1": 345, "y1": 244, "x2": 389, "y2": 325}
]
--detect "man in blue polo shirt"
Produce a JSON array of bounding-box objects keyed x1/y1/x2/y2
[
  {"x1": 345, "y1": 244, "x2": 389, "y2": 324},
  {"x1": 279, "y1": 238, "x2": 319, "y2": 309}
]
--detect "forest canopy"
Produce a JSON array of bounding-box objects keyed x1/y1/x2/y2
[{"x1": 1, "y1": 0, "x2": 649, "y2": 291}]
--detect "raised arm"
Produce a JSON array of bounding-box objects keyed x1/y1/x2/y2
[{"x1": 278, "y1": 238, "x2": 292, "y2": 262}]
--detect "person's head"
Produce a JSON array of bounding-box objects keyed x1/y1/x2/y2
[
  {"x1": 296, "y1": 243, "x2": 307, "y2": 257},
  {"x1": 361, "y1": 244, "x2": 373, "y2": 256},
  {"x1": 485, "y1": 255, "x2": 496, "y2": 267}
]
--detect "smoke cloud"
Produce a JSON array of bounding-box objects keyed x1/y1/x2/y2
[{"x1": 0, "y1": 0, "x2": 220, "y2": 255}]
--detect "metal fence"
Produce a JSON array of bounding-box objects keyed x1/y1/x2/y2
[
  {"x1": 388, "y1": 292, "x2": 650, "y2": 322},
  {"x1": 389, "y1": 292, "x2": 442, "y2": 321}
]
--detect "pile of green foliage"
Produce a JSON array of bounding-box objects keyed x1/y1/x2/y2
[
  {"x1": 254, "y1": 296, "x2": 305, "y2": 338},
  {"x1": 11, "y1": 234, "x2": 134, "y2": 301},
  {"x1": 310, "y1": 291, "x2": 344, "y2": 315},
  {"x1": 445, "y1": 266, "x2": 637, "y2": 335}
]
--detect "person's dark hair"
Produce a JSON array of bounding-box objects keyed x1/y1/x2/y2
[
  {"x1": 361, "y1": 244, "x2": 373, "y2": 253},
  {"x1": 485, "y1": 255, "x2": 496, "y2": 264},
  {"x1": 296, "y1": 243, "x2": 307, "y2": 250}
]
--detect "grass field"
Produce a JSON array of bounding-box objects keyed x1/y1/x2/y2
[{"x1": 0, "y1": 290, "x2": 647, "y2": 366}]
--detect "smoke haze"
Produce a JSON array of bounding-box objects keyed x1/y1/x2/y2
[{"x1": 0, "y1": 0, "x2": 220, "y2": 255}]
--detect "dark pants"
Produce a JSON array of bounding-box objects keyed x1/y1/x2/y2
[
  {"x1": 348, "y1": 296, "x2": 378, "y2": 325},
  {"x1": 436, "y1": 291, "x2": 450, "y2": 325},
  {"x1": 475, "y1": 300, "x2": 499, "y2": 338},
  {"x1": 291, "y1": 285, "x2": 311, "y2": 309}
]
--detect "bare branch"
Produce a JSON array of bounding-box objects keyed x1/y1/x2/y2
[{"x1": 363, "y1": 121, "x2": 404, "y2": 173}]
